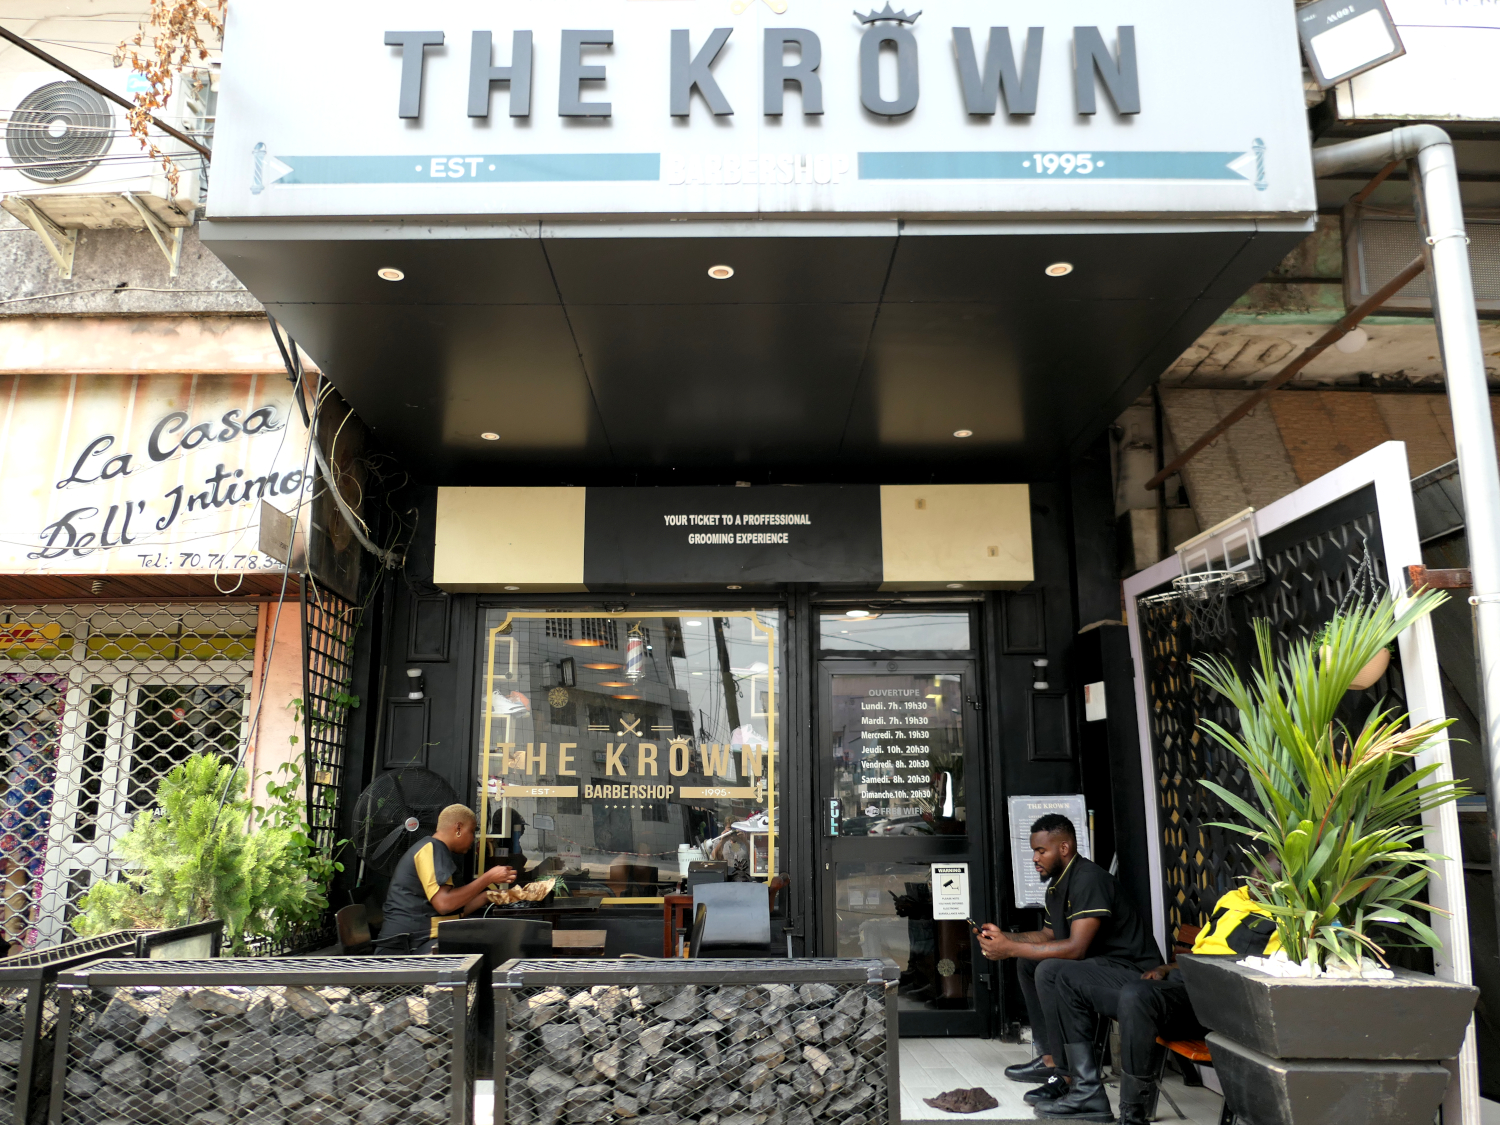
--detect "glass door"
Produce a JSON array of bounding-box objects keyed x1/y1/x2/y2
[{"x1": 818, "y1": 659, "x2": 989, "y2": 1037}]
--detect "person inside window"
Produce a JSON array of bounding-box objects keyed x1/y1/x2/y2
[
  {"x1": 978, "y1": 814, "x2": 1162, "y2": 1122},
  {"x1": 379, "y1": 803, "x2": 516, "y2": 952}
]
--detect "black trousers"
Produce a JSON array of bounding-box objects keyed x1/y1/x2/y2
[
  {"x1": 1054, "y1": 963, "x2": 1208, "y2": 1076},
  {"x1": 1017, "y1": 956, "x2": 1137, "y2": 1064}
]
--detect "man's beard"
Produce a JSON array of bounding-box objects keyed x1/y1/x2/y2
[{"x1": 1039, "y1": 860, "x2": 1065, "y2": 884}]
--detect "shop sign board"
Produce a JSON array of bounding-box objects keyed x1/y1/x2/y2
[
  {"x1": 210, "y1": 0, "x2": 1314, "y2": 221},
  {"x1": 0, "y1": 373, "x2": 310, "y2": 577},
  {"x1": 435, "y1": 483, "x2": 1032, "y2": 590}
]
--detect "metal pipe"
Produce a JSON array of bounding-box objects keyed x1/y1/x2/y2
[
  {"x1": 0, "y1": 24, "x2": 213, "y2": 160},
  {"x1": 1316, "y1": 123, "x2": 1496, "y2": 1125}
]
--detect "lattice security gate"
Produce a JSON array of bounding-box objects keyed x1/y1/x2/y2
[
  {"x1": 1136, "y1": 493, "x2": 1403, "y2": 938},
  {"x1": 0, "y1": 604, "x2": 256, "y2": 949},
  {"x1": 302, "y1": 586, "x2": 359, "y2": 859}
]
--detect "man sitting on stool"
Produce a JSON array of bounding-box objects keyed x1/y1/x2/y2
[
  {"x1": 979, "y1": 814, "x2": 1161, "y2": 1122},
  {"x1": 1060, "y1": 884, "x2": 1278, "y2": 1125},
  {"x1": 380, "y1": 803, "x2": 517, "y2": 953}
]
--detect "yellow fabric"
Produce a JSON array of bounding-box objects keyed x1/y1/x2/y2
[
  {"x1": 1192, "y1": 887, "x2": 1280, "y2": 956},
  {"x1": 412, "y1": 842, "x2": 455, "y2": 902},
  {"x1": 429, "y1": 913, "x2": 459, "y2": 938}
]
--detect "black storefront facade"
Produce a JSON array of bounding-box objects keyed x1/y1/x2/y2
[{"x1": 201, "y1": 0, "x2": 1317, "y2": 1039}]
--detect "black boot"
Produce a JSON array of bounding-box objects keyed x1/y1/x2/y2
[
  {"x1": 1116, "y1": 1074, "x2": 1155, "y2": 1125},
  {"x1": 1024, "y1": 1075, "x2": 1070, "y2": 1106},
  {"x1": 1035, "y1": 1043, "x2": 1113, "y2": 1121}
]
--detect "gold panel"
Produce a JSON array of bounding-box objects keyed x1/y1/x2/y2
[
  {"x1": 433, "y1": 487, "x2": 587, "y2": 591},
  {"x1": 879, "y1": 484, "x2": 1033, "y2": 590}
]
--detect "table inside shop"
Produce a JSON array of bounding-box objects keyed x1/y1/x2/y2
[{"x1": 479, "y1": 897, "x2": 604, "y2": 928}]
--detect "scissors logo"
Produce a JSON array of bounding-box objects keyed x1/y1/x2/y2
[{"x1": 731, "y1": 0, "x2": 788, "y2": 12}]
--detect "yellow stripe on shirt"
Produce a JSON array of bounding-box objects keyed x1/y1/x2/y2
[{"x1": 413, "y1": 842, "x2": 441, "y2": 901}]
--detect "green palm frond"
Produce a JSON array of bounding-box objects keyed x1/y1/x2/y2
[{"x1": 1191, "y1": 590, "x2": 1467, "y2": 970}]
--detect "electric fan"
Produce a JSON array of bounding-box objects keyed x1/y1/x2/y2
[{"x1": 351, "y1": 767, "x2": 462, "y2": 875}]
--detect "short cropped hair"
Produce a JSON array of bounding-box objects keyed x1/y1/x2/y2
[
  {"x1": 1030, "y1": 813, "x2": 1077, "y2": 840},
  {"x1": 438, "y1": 804, "x2": 477, "y2": 832}
]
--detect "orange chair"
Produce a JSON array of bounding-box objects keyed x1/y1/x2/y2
[{"x1": 1153, "y1": 1036, "x2": 1233, "y2": 1125}]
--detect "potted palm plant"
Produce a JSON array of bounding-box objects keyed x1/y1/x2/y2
[{"x1": 1176, "y1": 591, "x2": 1478, "y2": 1125}]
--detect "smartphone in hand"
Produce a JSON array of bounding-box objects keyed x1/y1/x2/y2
[{"x1": 966, "y1": 917, "x2": 984, "y2": 936}]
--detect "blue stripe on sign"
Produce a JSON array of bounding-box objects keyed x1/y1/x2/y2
[
  {"x1": 857, "y1": 151, "x2": 1251, "y2": 181},
  {"x1": 278, "y1": 153, "x2": 661, "y2": 185}
]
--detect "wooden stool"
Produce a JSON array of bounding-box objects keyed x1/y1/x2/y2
[{"x1": 552, "y1": 930, "x2": 608, "y2": 957}]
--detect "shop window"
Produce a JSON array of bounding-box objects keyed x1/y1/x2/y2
[
  {"x1": 819, "y1": 611, "x2": 971, "y2": 652},
  {"x1": 479, "y1": 610, "x2": 783, "y2": 892}
]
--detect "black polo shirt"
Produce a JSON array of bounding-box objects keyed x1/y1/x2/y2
[
  {"x1": 381, "y1": 835, "x2": 459, "y2": 940},
  {"x1": 1044, "y1": 855, "x2": 1162, "y2": 969}
]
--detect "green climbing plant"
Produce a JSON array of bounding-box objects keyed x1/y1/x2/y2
[{"x1": 73, "y1": 753, "x2": 334, "y2": 951}]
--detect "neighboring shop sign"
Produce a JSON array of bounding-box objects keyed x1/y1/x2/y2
[
  {"x1": 0, "y1": 373, "x2": 309, "y2": 575},
  {"x1": 1007, "y1": 793, "x2": 1090, "y2": 909},
  {"x1": 434, "y1": 483, "x2": 1031, "y2": 590},
  {"x1": 211, "y1": 0, "x2": 1313, "y2": 220}
]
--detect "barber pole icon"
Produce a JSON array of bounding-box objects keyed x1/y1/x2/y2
[{"x1": 625, "y1": 624, "x2": 646, "y2": 682}]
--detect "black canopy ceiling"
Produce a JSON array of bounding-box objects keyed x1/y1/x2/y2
[{"x1": 204, "y1": 224, "x2": 1302, "y2": 485}]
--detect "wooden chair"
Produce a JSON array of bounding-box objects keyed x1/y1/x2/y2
[{"x1": 335, "y1": 903, "x2": 374, "y2": 955}]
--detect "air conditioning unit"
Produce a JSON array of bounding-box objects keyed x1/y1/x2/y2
[{"x1": 0, "y1": 67, "x2": 213, "y2": 277}]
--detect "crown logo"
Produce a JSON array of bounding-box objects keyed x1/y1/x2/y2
[{"x1": 855, "y1": 3, "x2": 921, "y2": 23}]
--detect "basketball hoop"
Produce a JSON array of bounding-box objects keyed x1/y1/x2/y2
[{"x1": 1172, "y1": 570, "x2": 1246, "y2": 642}]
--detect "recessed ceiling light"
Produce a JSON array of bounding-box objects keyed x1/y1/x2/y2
[
  {"x1": 953, "y1": 429, "x2": 973, "y2": 439},
  {"x1": 480, "y1": 432, "x2": 500, "y2": 441},
  {"x1": 377, "y1": 267, "x2": 405, "y2": 282},
  {"x1": 612, "y1": 693, "x2": 642, "y2": 700},
  {"x1": 1045, "y1": 262, "x2": 1074, "y2": 277},
  {"x1": 584, "y1": 662, "x2": 622, "y2": 670},
  {"x1": 503, "y1": 585, "x2": 520, "y2": 591},
  {"x1": 726, "y1": 584, "x2": 742, "y2": 590},
  {"x1": 600, "y1": 681, "x2": 631, "y2": 688},
  {"x1": 708, "y1": 264, "x2": 735, "y2": 280},
  {"x1": 847, "y1": 609, "x2": 870, "y2": 618},
  {"x1": 685, "y1": 620, "x2": 703, "y2": 627},
  {"x1": 947, "y1": 582, "x2": 965, "y2": 589}
]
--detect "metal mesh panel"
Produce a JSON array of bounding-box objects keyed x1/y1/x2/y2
[
  {"x1": 0, "y1": 604, "x2": 257, "y2": 951},
  {"x1": 503, "y1": 977, "x2": 893, "y2": 1125},
  {"x1": 1137, "y1": 505, "x2": 1402, "y2": 938},
  {"x1": 302, "y1": 588, "x2": 358, "y2": 859},
  {"x1": 1351, "y1": 208, "x2": 1500, "y2": 309},
  {"x1": 57, "y1": 978, "x2": 472, "y2": 1125}
]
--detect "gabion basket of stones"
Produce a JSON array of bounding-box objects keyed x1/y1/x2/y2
[
  {"x1": 47, "y1": 955, "x2": 483, "y2": 1125},
  {"x1": 0, "y1": 931, "x2": 140, "y2": 1125},
  {"x1": 496, "y1": 958, "x2": 899, "y2": 1125}
]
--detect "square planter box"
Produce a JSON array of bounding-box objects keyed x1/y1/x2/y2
[
  {"x1": 47, "y1": 955, "x2": 483, "y2": 1125},
  {"x1": 0, "y1": 932, "x2": 140, "y2": 1125},
  {"x1": 1207, "y1": 1032, "x2": 1451, "y2": 1125},
  {"x1": 495, "y1": 957, "x2": 900, "y2": 1125},
  {"x1": 1178, "y1": 953, "x2": 1477, "y2": 1061}
]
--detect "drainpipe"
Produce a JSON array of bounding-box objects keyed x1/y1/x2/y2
[{"x1": 1315, "y1": 125, "x2": 1493, "y2": 1125}]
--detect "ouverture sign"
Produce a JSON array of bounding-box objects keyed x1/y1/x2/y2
[{"x1": 209, "y1": 0, "x2": 1315, "y2": 221}]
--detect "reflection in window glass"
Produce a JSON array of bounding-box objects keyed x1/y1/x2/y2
[
  {"x1": 819, "y1": 612, "x2": 970, "y2": 652},
  {"x1": 836, "y1": 862, "x2": 974, "y2": 1012},
  {"x1": 477, "y1": 611, "x2": 781, "y2": 896}
]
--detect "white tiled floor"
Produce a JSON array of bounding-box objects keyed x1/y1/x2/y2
[
  {"x1": 480, "y1": 1043, "x2": 1227, "y2": 1125},
  {"x1": 899, "y1": 1039, "x2": 1227, "y2": 1125}
]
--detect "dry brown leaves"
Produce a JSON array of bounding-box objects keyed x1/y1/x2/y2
[{"x1": 115, "y1": 0, "x2": 225, "y2": 195}]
